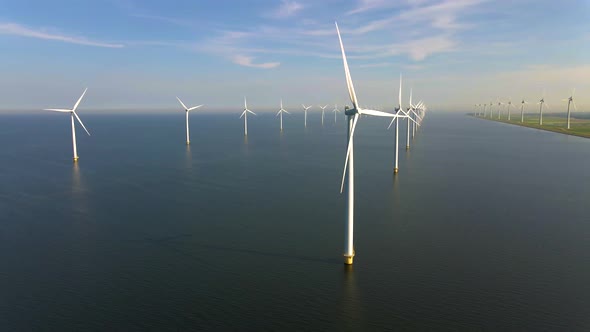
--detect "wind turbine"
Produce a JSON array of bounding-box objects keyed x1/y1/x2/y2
[
  {"x1": 538, "y1": 91, "x2": 549, "y2": 125},
  {"x1": 240, "y1": 97, "x2": 256, "y2": 136},
  {"x1": 506, "y1": 99, "x2": 514, "y2": 121},
  {"x1": 563, "y1": 89, "x2": 577, "y2": 129},
  {"x1": 483, "y1": 103, "x2": 487, "y2": 117},
  {"x1": 335, "y1": 22, "x2": 400, "y2": 265},
  {"x1": 497, "y1": 100, "x2": 504, "y2": 119},
  {"x1": 332, "y1": 104, "x2": 341, "y2": 123},
  {"x1": 276, "y1": 99, "x2": 290, "y2": 131},
  {"x1": 519, "y1": 98, "x2": 528, "y2": 123},
  {"x1": 44, "y1": 88, "x2": 91, "y2": 162},
  {"x1": 319, "y1": 105, "x2": 328, "y2": 126},
  {"x1": 488, "y1": 101, "x2": 493, "y2": 118},
  {"x1": 387, "y1": 76, "x2": 417, "y2": 174},
  {"x1": 176, "y1": 97, "x2": 203, "y2": 145},
  {"x1": 302, "y1": 104, "x2": 312, "y2": 128}
]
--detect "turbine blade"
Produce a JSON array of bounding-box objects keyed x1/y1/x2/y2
[
  {"x1": 248, "y1": 110, "x2": 257, "y2": 115},
  {"x1": 398, "y1": 74, "x2": 402, "y2": 108},
  {"x1": 176, "y1": 97, "x2": 188, "y2": 110},
  {"x1": 572, "y1": 101, "x2": 578, "y2": 111},
  {"x1": 73, "y1": 111, "x2": 91, "y2": 136},
  {"x1": 335, "y1": 22, "x2": 359, "y2": 109},
  {"x1": 387, "y1": 117, "x2": 397, "y2": 130},
  {"x1": 340, "y1": 114, "x2": 359, "y2": 193},
  {"x1": 188, "y1": 105, "x2": 203, "y2": 111},
  {"x1": 244, "y1": 97, "x2": 247, "y2": 109},
  {"x1": 240, "y1": 111, "x2": 246, "y2": 118},
  {"x1": 284, "y1": 110, "x2": 291, "y2": 114},
  {"x1": 360, "y1": 109, "x2": 397, "y2": 117},
  {"x1": 276, "y1": 110, "x2": 281, "y2": 117},
  {"x1": 72, "y1": 88, "x2": 87, "y2": 112},
  {"x1": 44, "y1": 108, "x2": 71, "y2": 112}
]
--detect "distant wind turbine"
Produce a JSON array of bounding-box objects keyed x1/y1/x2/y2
[
  {"x1": 538, "y1": 90, "x2": 549, "y2": 125},
  {"x1": 319, "y1": 105, "x2": 328, "y2": 126},
  {"x1": 335, "y1": 22, "x2": 400, "y2": 265},
  {"x1": 240, "y1": 97, "x2": 256, "y2": 136},
  {"x1": 302, "y1": 104, "x2": 312, "y2": 128},
  {"x1": 44, "y1": 88, "x2": 91, "y2": 162},
  {"x1": 176, "y1": 97, "x2": 203, "y2": 145},
  {"x1": 276, "y1": 99, "x2": 290, "y2": 131},
  {"x1": 506, "y1": 99, "x2": 513, "y2": 121},
  {"x1": 497, "y1": 100, "x2": 504, "y2": 119},
  {"x1": 563, "y1": 89, "x2": 577, "y2": 129},
  {"x1": 387, "y1": 75, "x2": 417, "y2": 174},
  {"x1": 482, "y1": 103, "x2": 487, "y2": 117},
  {"x1": 332, "y1": 104, "x2": 341, "y2": 123},
  {"x1": 519, "y1": 98, "x2": 528, "y2": 123}
]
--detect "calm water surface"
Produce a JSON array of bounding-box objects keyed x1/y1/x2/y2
[{"x1": 0, "y1": 111, "x2": 588, "y2": 330}]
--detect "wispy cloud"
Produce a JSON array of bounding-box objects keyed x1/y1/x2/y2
[
  {"x1": 232, "y1": 55, "x2": 280, "y2": 69},
  {"x1": 271, "y1": 0, "x2": 305, "y2": 18},
  {"x1": 0, "y1": 22, "x2": 124, "y2": 48},
  {"x1": 358, "y1": 62, "x2": 392, "y2": 68}
]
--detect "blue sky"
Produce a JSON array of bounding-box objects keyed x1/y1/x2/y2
[{"x1": 0, "y1": 0, "x2": 589, "y2": 112}]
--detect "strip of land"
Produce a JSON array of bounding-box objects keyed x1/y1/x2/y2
[{"x1": 470, "y1": 114, "x2": 590, "y2": 139}]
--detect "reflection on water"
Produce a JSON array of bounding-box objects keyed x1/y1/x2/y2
[
  {"x1": 71, "y1": 163, "x2": 83, "y2": 194},
  {"x1": 340, "y1": 265, "x2": 364, "y2": 329},
  {"x1": 185, "y1": 144, "x2": 192, "y2": 170}
]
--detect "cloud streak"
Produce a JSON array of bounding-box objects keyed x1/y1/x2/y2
[
  {"x1": 232, "y1": 55, "x2": 280, "y2": 69},
  {"x1": 0, "y1": 22, "x2": 124, "y2": 48},
  {"x1": 272, "y1": 0, "x2": 305, "y2": 18}
]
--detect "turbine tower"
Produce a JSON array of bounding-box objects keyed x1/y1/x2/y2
[
  {"x1": 240, "y1": 97, "x2": 256, "y2": 136},
  {"x1": 302, "y1": 104, "x2": 312, "y2": 128},
  {"x1": 563, "y1": 89, "x2": 577, "y2": 129},
  {"x1": 276, "y1": 99, "x2": 290, "y2": 131},
  {"x1": 335, "y1": 22, "x2": 399, "y2": 265},
  {"x1": 176, "y1": 97, "x2": 203, "y2": 145},
  {"x1": 497, "y1": 100, "x2": 503, "y2": 119},
  {"x1": 319, "y1": 105, "x2": 328, "y2": 126},
  {"x1": 483, "y1": 103, "x2": 487, "y2": 117},
  {"x1": 44, "y1": 88, "x2": 91, "y2": 162}
]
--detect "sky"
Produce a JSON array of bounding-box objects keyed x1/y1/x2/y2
[{"x1": 0, "y1": 0, "x2": 589, "y2": 112}]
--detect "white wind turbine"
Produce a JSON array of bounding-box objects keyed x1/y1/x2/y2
[
  {"x1": 44, "y1": 88, "x2": 91, "y2": 162},
  {"x1": 519, "y1": 98, "x2": 528, "y2": 123},
  {"x1": 563, "y1": 89, "x2": 577, "y2": 129},
  {"x1": 506, "y1": 99, "x2": 514, "y2": 121},
  {"x1": 335, "y1": 22, "x2": 400, "y2": 265},
  {"x1": 240, "y1": 97, "x2": 256, "y2": 136},
  {"x1": 319, "y1": 105, "x2": 328, "y2": 126},
  {"x1": 538, "y1": 90, "x2": 549, "y2": 125},
  {"x1": 176, "y1": 97, "x2": 203, "y2": 145},
  {"x1": 302, "y1": 104, "x2": 312, "y2": 128},
  {"x1": 276, "y1": 99, "x2": 290, "y2": 131},
  {"x1": 497, "y1": 100, "x2": 504, "y2": 119},
  {"x1": 489, "y1": 101, "x2": 494, "y2": 118},
  {"x1": 332, "y1": 104, "x2": 341, "y2": 123},
  {"x1": 387, "y1": 76, "x2": 417, "y2": 174},
  {"x1": 482, "y1": 103, "x2": 487, "y2": 117}
]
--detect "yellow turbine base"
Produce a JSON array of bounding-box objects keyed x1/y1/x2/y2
[
  {"x1": 186, "y1": 141, "x2": 190, "y2": 145},
  {"x1": 73, "y1": 157, "x2": 79, "y2": 162},
  {"x1": 394, "y1": 168, "x2": 399, "y2": 174},
  {"x1": 344, "y1": 255, "x2": 354, "y2": 265},
  {"x1": 406, "y1": 146, "x2": 410, "y2": 150}
]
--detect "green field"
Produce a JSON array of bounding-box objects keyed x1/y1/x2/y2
[{"x1": 471, "y1": 112, "x2": 590, "y2": 139}]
